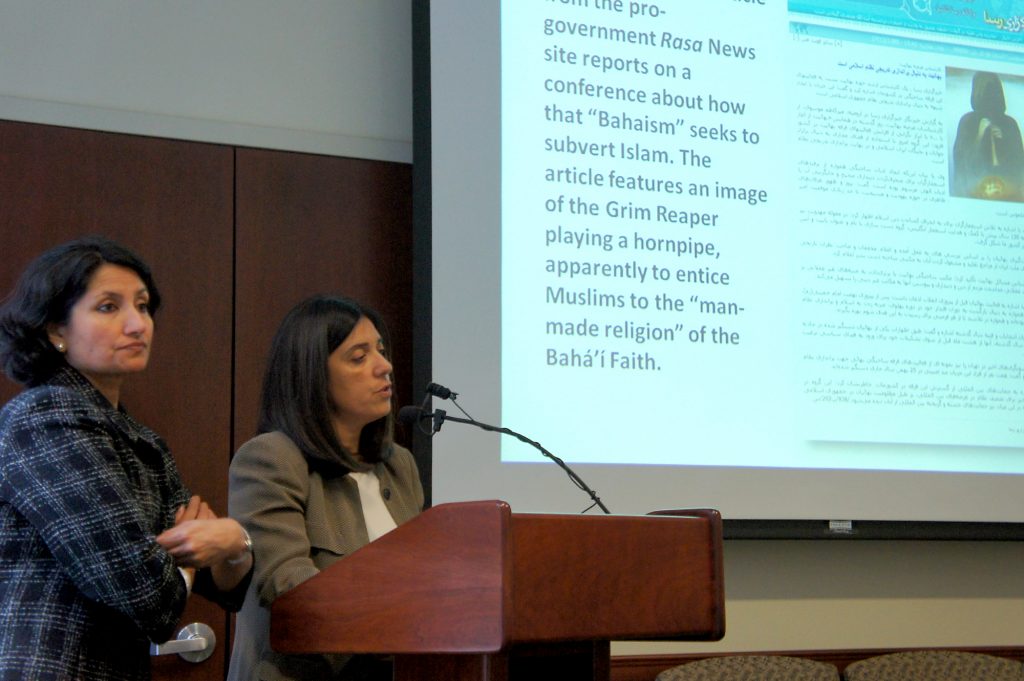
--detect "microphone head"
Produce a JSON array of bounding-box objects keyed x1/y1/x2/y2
[
  {"x1": 397, "y1": 405, "x2": 426, "y2": 426},
  {"x1": 426, "y1": 382, "x2": 456, "y2": 400}
]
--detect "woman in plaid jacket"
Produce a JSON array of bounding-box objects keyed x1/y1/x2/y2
[{"x1": 0, "y1": 237, "x2": 253, "y2": 680}]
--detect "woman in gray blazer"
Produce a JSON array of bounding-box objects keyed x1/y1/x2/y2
[{"x1": 227, "y1": 295, "x2": 424, "y2": 681}]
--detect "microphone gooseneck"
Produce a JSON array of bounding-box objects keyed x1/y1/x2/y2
[{"x1": 396, "y1": 402, "x2": 610, "y2": 514}]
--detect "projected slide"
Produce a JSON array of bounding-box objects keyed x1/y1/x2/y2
[{"x1": 500, "y1": 0, "x2": 1024, "y2": 473}]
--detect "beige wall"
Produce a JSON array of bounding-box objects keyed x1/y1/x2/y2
[
  {"x1": 617, "y1": 540, "x2": 1024, "y2": 654},
  {"x1": 0, "y1": 0, "x2": 411, "y2": 162}
]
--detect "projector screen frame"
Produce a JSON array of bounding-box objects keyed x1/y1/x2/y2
[{"x1": 722, "y1": 519, "x2": 1024, "y2": 540}]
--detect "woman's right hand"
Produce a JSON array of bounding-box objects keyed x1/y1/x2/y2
[{"x1": 158, "y1": 496, "x2": 247, "y2": 568}]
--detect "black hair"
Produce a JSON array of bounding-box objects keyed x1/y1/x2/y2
[
  {"x1": 257, "y1": 294, "x2": 394, "y2": 471},
  {"x1": 0, "y1": 236, "x2": 161, "y2": 386}
]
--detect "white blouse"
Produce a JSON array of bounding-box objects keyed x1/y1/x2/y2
[{"x1": 349, "y1": 469, "x2": 398, "y2": 541}]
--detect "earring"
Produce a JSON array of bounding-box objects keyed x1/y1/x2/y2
[{"x1": 55, "y1": 342, "x2": 66, "y2": 353}]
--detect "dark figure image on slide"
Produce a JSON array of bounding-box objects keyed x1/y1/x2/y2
[{"x1": 951, "y1": 71, "x2": 1024, "y2": 201}]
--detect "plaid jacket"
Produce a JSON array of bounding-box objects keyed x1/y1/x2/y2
[{"x1": 0, "y1": 366, "x2": 237, "y2": 681}]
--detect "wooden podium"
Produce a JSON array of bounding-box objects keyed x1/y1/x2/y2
[{"x1": 271, "y1": 500, "x2": 724, "y2": 681}]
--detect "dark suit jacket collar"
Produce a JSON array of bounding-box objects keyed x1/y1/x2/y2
[{"x1": 45, "y1": 365, "x2": 166, "y2": 453}]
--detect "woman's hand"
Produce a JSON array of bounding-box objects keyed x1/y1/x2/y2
[
  {"x1": 172, "y1": 494, "x2": 213, "y2": 526},
  {"x1": 156, "y1": 496, "x2": 250, "y2": 569}
]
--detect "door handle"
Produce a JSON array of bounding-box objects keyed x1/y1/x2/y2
[{"x1": 150, "y1": 622, "x2": 216, "y2": 663}]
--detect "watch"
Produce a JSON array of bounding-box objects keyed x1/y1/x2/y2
[{"x1": 227, "y1": 526, "x2": 254, "y2": 565}]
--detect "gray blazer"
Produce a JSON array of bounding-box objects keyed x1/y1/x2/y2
[{"x1": 226, "y1": 431, "x2": 423, "y2": 681}]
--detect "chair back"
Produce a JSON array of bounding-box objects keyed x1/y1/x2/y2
[
  {"x1": 843, "y1": 650, "x2": 1024, "y2": 681},
  {"x1": 656, "y1": 654, "x2": 841, "y2": 681}
]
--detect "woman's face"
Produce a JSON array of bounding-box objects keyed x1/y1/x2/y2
[
  {"x1": 327, "y1": 316, "x2": 394, "y2": 450},
  {"x1": 48, "y1": 263, "x2": 154, "y2": 401}
]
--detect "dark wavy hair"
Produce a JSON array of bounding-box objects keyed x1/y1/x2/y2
[
  {"x1": 0, "y1": 236, "x2": 161, "y2": 386},
  {"x1": 257, "y1": 294, "x2": 394, "y2": 472}
]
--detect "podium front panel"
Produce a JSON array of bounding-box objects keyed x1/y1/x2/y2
[{"x1": 508, "y1": 512, "x2": 723, "y2": 642}]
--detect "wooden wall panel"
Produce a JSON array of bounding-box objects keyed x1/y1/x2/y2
[
  {"x1": 0, "y1": 120, "x2": 234, "y2": 681},
  {"x1": 233, "y1": 148, "x2": 414, "y2": 451}
]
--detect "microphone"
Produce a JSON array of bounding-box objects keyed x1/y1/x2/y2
[
  {"x1": 398, "y1": 405, "x2": 447, "y2": 433},
  {"x1": 414, "y1": 382, "x2": 458, "y2": 418},
  {"x1": 395, "y1": 403, "x2": 610, "y2": 514},
  {"x1": 397, "y1": 405, "x2": 428, "y2": 426},
  {"x1": 426, "y1": 382, "x2": 458, "y2": 400}
]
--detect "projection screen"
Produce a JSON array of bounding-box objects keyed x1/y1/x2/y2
[{"x1": 420, "y1": 0, "x2": 1024, "y2": 532}]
